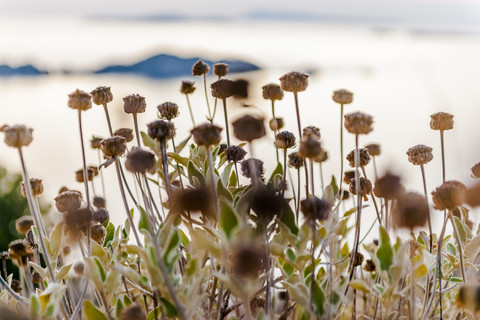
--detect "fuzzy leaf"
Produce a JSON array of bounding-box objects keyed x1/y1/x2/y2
[
  {"x1": 453, "y1": 216, "x2": 466, "y2": 244},
  {"x1": 279, "y1": 202, "x2": 299, "y2": 235},
  {"x1": 268, "y1": 162, "x2": 283, "y2": 183},
  {"x1": 138, "y1": 206, "x2": 150, "y2": 232},
  {"x1": 330, "y1": 175, "x2": 339, "y2": 196},
  {"x1": 103, "y1": 222, "x2": 115, "y2": 247},
  {"x1": 221, "y1": 162, "x2": 233, "y2": 186},
  {"x1": 56, "y1": 264, "x2": 72, "y2": 282},
  {"x1": 168, "y1": 152, "x2": 189, "y2": 167},
  {"x1": 312, "y1": 279, "x2": 326, "y2": 316},
  {"x1": 187, "y1": 161, "x2": 205, "y2": 187},
  {"x1": 159, "y1": 298, "x2": 178, "y2": 318},
  {"x1": 82, "y1": 300, "x2": 107, "y2": 320},
  {"x1": 349, "y1": 279, "x2": 370, "y2": 293},
  {"x1": 49, "y1": 222, "x2": 64, "y2": 261},
  {"x1": 141, "y1": 131, "x2": 159, "y2": 154},
  {"x1": 30, "y1": 295, "x2": 41, "y2": 319},
  {"x1": 94, "y1": 257, "x2": 107, "y2": 282},
  {"x1": 220, "y1": 200, "x2": 238, "y2": 241},
  {"x1": 377, "y1": 225, "x2": 394, "y2": 273},
  {"x1": 176, "y1": 135, "x2": 191, "y2": 153},
  {"x1": 147, "y1": 307, "x2": 163, "y2": 320},
  {"x1": 217, "y1": 178, "x2": 233, "y2": 202}
]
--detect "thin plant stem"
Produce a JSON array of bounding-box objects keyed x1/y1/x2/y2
[
  {"x1": 33, "y1": 197, "x2": 47, "y2": 238},
  {"x1": 296, "y1": 169, "x2": 301, "y2": 225},
  {"x1": 440, "y1": 130, "x2": 446, "y2": 182},
  {"x1": 243, "y1": 297, "x2": 254, "y2": 320},
  {"x1": 185, "y1": 94, "x2": 196, "y2": 126},
  {"x1": 160, "y1": 141, "x2": 173, "y2": 207},
  {"x1": 309, "y1": 220, "x2": 316, "y2": 316},
  {"x1": 263, "y1": 230, "x2": 272, "y2": 318},
  {"x1": 133, "y1": 113, "x2": 142, "y2": 148},
  {"x1": 203, "y1": 74, "x2": 212, "y2": 121},
  {"x1": 248, "y1": 143, "x2": 259, "y2": 188},
  {"x1": 410, "y1": 240, "x2": 416, "y2": 320},
  {"x1": 102, "y1": 103, "x2": 113, "y2": 136},
  {"x1": 69, "y1": 282, "x2": 89, "y2": 320},
  {"x1": 449, "y1": 210, "x2": 466, "y2": 282},
  {"x1": 272, "y1": 100, "x2": 279, "y2": 163},
  {"x1": 339, "y1": 104, "x2": 344, "y2": 196},
  {"x1": 319, "y1": 162, "x2": 325, "y2": 192},
  {"x1": 351, "y1": 134, "x2": 361, "y2": 270},
  {"x1": 282, "y1": 149, "x2": 287, "y2": 197},
  {"x1": 233, "y1": 161, "x2": 240, "y2": 188},
  {"x1": 222, "y1": 98, "x2": 231, "y2": 146},
  {"x1": 310, "y1": 159, "x2": 315, "y2": 196},
  {"x1": 206, "y1": 146, "x2": 219, "y2": 218},
  {"x1": 420, "y1": 164, "x2": 433, "y2": 253},
  {"x1": 293, "y1": 91, "x2": 309, "y2": 196},
  {"x1": 77, "y1": 110, "x2": 91, "y2": 209},
  {"x1": 0, "y1": 274, "x2": 28, "y2": 304},
  {"x1": 360, "y1": 167, "x2": 382, "y2": 224}
]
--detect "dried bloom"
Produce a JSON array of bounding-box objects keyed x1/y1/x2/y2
[
  {"x1": 466, "y1": 182, "x2": 480, "y2": 208},
  {"x1": 232, "y1": 79, "x2": 249, "y2": 99},
  {"x1": 241, "y1": 158, "x2": 265, "y2": 179},
  {"x1": 8, "y1": 240, "x2": 33, "y2": 266},
  {"x1": 63, "y1": 246, "x2": 72, "y2": 256},
  {"x1": 73, "y1": 261, "x2": 84, "y2": 276},
  {"x1": 251, "y1": 186, "x2": 285, "y2": 223},
  {"x1": 269, "y1": 118, "x2": 284, "y2": 131},
  {"x1": 121, "y1": 304, "x2": 146, "y2": 320},
  {"x1": 75, "y1": 167, "x2": 95, "y2": 183},
  {"x1": 364, "y1": 259, "x2": 376, "y2": 272},
  {"x1": 157, "y1": 102, "x2": 180, "y2": 121},
  {"x1": 230, "y1": 244, "x2": 264, "y2": 278},
  {"x1": 93, "y1": 196, "x2": 106, "y2": 209},
  {"x1": 93, "y1": 208, "x2": 109, "y2": 225},
  {"x1": 332, "y1": 89, "x2": 354, "y2": 105},
  {"x1": 113, "y1": 128, "x2": 134, "y2": 143},
  {"x1": 90, "y1": 224, "x2": 106, "y2": 244},
  {"x1": 0, "y1": 124, "x2": 33, "y2": 148},
  {"x1": 172, "y1": 188, "x2": 213, "y2": 217},
  {"x1": 192, "y1": 60, "x2": 210, "y2": 76},
  {"x1": 349, "y1": 177, "x2": 372, "y2": 200},
  {"x1": 213, "y1": 63, "x2": 229, "y2": 77},
  {"x1": 262, "y1": 83, "x2": 284, "y2": 101},
  {"x1": 191, "y1": 123, "x2": 223, "y2": 146},
  {"x1": 393, "y1": 192, "x2": 428, "y2": 230},
  {"x1": 58, "y1": 186, "x2": 69, "y2": 194},
  {"x1": 365, "y1": 143, "x2": 381, "y2": 157},
  {"x1": 279, "y1": 71, "x2": 309, "y2": 92},
  {"x1": 211, "y1": 79, "x2": 235, "y2": 99},
  {"x1": 63, "y1": 207, "x2": 92, "y2": 237},
  {"x1": 299, "y1": 138, "x2": 322, "y2": 159},
  {"x1": 302, "y1": 126, "x2": 321, "y2": 140},
  {"x1": 373, "y1": 172, "x2": 403, "y2": 200},
  {"x1": 180, "y1": 80, "x2": 196, "y2": 95},
  {"x1": 343, "y1": 170, "x2": 356, "y2": 185},
  {"x1": 11, "y1": 279, "x2": 21, "y2": 293},
  {"x1": 342, "y1": 190, "x2": 350, "y2": 201},
  {"x1": 313, "y1": 150, "x2": 328, "y2": 163},
  {"x1": 123, "y1": 94, "x2": 147, "y2": 114},
  {"x1": 147, "y1": 120, "x2": 176, "y2": 142},
  {"x1": 225, "y1": 145, "x2": 247, "y2": 162},
  {"x1": 125, "y1": 147, "x2": 156, "y2": 174},
  {"x1": 90, "y1": 136, "x2": 103, "y2": 149},
  {"x1": 288, "y1": 152, "x2": 304, "y2": 169},
  {"x1": 457, "y1": 285, "x2": 480, "y2": 312},
  {"x1": 346, "y1": 148, "x2": 371, "y2": 168},
  {"x1": 406, "y1": 144, "x2": 433, "y2": 166},
  {"x1": 67, "y1": 89, "x2": 92, "y2": 111},
  {"x1": 344, "y1": 111, "x2": 374, "y2": 135},
  {"x1": 90, "y1": 86, "x2": 113, "y2": 105},
  {"x1": 232, "y1": 115, "x2": 266, "y2": 142},
  {"x1": 350, "y1": 251, "x2": 364, "y2": 267},
  {"x1": 55, "y1": 190, "x2": 83, "y2": 213},
  {"x1": 300, "y1": 196, "x2": 330, "y2": 221},
  {"x1": 471, "y1": 162, "x2": 480, "y2": 179},
  {"x1": 431, "y1": 180, "x2": 466, "y2": 211},
  {"x1": 101, "y1": 136, "x2": 126, "y2": 158},
  {"x1": 32, "y1": 271, "x2": 42, "y2": 284},
  {"x1": 16, "y1": 216, "x2": 34, "y2": 235},
  {"x1": 275, "y1": 131, "x2": 296, "y2": 149},
  {"x1": 20, "y1": 178, "x2": 44, "y2": 197},
  {"x1": 430, "y1": 112, "x2": 454, "y2": 131}
]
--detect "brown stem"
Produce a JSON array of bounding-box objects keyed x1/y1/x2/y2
[{"x1": 420, "y1": 164, "x2": 433, "y2": 253}]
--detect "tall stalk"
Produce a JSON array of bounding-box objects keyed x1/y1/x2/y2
[
  {"x1": 309, "y1": 220, "x2": 317, "y2": 316},
  {"x1": 272, "y1": 100, "x2": 280, "y2": 163},
  {"x1": 203, "y1": 74, "x2": 213, "y2": 122},
  {"x1": 293, "y1": 91, "x2": 309, "y2": 195},
  {"x1": 420, "y1": 164, "x2": 433, "y2": 253},
  {"x1": 339, "y1": 104, "x2": 345, "y2": 196},
  {"x1": 77, "y1": 110, "x2": 91, "y2": 210},
  {"x1": 185, "y1": 94, "x2": 196, "y2": 127},
  {"x1": 222, "y1": 98, "x2": 231, "y2": 147}
]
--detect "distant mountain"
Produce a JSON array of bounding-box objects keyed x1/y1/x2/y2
[
  {"x1": 0, "y1": 65, "x2": 48, "y2": 76},
  {"x1": 94, "y1": 54, "x2": 260, "y2": 78}
]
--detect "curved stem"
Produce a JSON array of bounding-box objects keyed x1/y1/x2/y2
[
  {"x1": 319, "y1": 162, "x2": 325, "y2": 192},
  {"x1": 133, "y1": 113, "x2": 142, "y2": 148},
  {"x1": 0, "y1": 274, "x2": 28, "y2": 304},
  {"x1": 78, "y1": 110, "x2": 91, "y2": 209},
  {"x1": 203, "y1": 74, "x2": 212, "y2": 121},
  {"x1": 440, "y1": 130, "x2": 445, "y2": 182},
  {"x1": 361, "y1": 167, "x2": 382, "y2": 224},
  {"x1": 271, "y1": 100, "x2": 279, "y2": 163}
]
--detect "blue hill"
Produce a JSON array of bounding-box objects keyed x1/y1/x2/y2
[{"x1": 0, "y1": 65, "x2": 48, "y2": 76}]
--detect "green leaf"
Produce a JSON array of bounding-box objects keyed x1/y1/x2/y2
[
  {"x1": 175, "y1": 135, "x2": 191, "y2": 153},
  {"x1": 103, "y1": 222, "x2": 115, "y2": 247},
  {"x1": 94, "y1": 257, "x2": 107, "y2": 282},
  {"x1": 312, "y1": 279, "x2": 326, "y2": 316},
  {"x1": 187, "y1": 161, "x2": 205, "y2": 187},
  {"x1": 217, "y1": 178, "x2": 233, "y2": 202},
  {"x1": 220, "y1": 200, "x2": 238, "y2": 241},
  {"x1": 278, "y1": 202, "x2": 299, "y2": 235},
  {"x1": 138, "y1": 206, "x2": 150, "y2": 232},
  {"x1": 179, "y1": 229, "x2": 190, "y2": 247},
  {"x1": 221, "y1": 162, "x2": 234, "y2": 186},
  {"x1": 453, "y1": 216, "x2": 466, "y2": 244},
  {"x1": 168, "y1": 152, "x2": 189, "y2": 167},
  {"x1": 376, "y1": 225, "x2": 394, "y2": 273},
  {"x1": 286, "y1": 248, "x2": 296, "y2": 262},
  {"x1": 282, "y1": 262, "x2": 295, "y2": 277},
  {"x1": 164, "y1": 230, "x2": 181, "y2": 272},
  {"x1": 141, "y1": 131, "x2": 159, "y2": 153},
  {"x1": 30, "y1": 295, "x2": 41, "y2": 319},
  {"x1": 147, "y1": 307, "x2": 163, "y2": 320},
  {"x1": 449, "y1": 277, "x2": 463, "y2": 283},
  {"x1": 114, "y1": 298, "x2": 124, "y2": 319},
  {"x1": 82, "y1": 300, "x2": 107, "y2": 320},
  {"x1": 268, "y1": 162, "x2": 283, "y2": 183},
  {"x1": 159, "y1": 298, "x2": 178, "y2": 318},
  {"x1": 330, "y1": 175, "x2": 339, "y2": 196},
  {"x1": 229, "y1": 167, "x2": 238, "y2": 187}
]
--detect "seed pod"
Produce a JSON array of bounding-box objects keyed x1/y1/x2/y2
[
  {"x1": 279, "y1": 71, "x2": 309, "y2": 92},
  {"x1": 213, "y1": 63, "x2": 229, "y2": 77},
  {"x1": 15, "y1": 216, "x2": 34, "y2": 235},
  {"x1": 346, "y1": 148, "x2": 371, "y2": 168},
  {"x1": 288, "y1": 152, "x2": 304, "y2": 169},
  {"x1": 471, "y1": 162, "x2": 480, "y2": 179},
  {"x1": 432, "y1": 180, "x2": 466, "y2": 211},
  {"x1": 241, "y1": 158, "x2": 264, "y2": 179},
  {"x1": 364, "y1": 259, "x2": 376, "y2": 272},
  {"x1": 373, "y1": 172, "x2": 403, "y2": 200},
  {"x1": 230, "y1": 244, "x2": 264, "y2": 278},
  {"x1": 225, "y1": 145, "x2": 247, "y2": 162},
  {"x1": 90, "y1": 136, "x2": 103, "y2": 149},
  {"x1": 274, "y1": 131, "x2": 296, "y2": 149},
  {"x1": 180, "y1": 80, "x2": 196, "y2": 95},
  {"x1": 365, "y1": 143, "x2": 380, "y2": 157},
  {"x1": 101, "y1": 136, "x2": 127, "y2": 158},
  {"x1": 269, "y1": 118, "x2": 284, "y2": 131},
  {"x1": 349, "y1": 177, "x2": 372, "y2": 200},
  {"x1": 211, "y1": 79, "x2": 235, "y2": 99},
  {"x1": 344, "y1": 111, "x2": 373, "y2": 135},
  {"x1": 232, "y1": 115, "x2": 266, "y2": 142},
  {"x1": 191, "y1": 123, "x2": 223, "y2": 146},
  {"x1": 349, "y1": 251, "x2": 364, "y2": 267},
  {"x1": 20, "y1": 178, "x2": 44, "y2": 197},
  {"x1": 147, "y1": 120, "x2": 176, "y2": 142},
  {"x1": 113, "y1": 128, "x2": 134, "y2": 143},
  {"x1": 262, "y1": 83, "x2": 284, "y2": 101},
  {"x1": 90, "y1": 224, "x2": 106, "y2": 244},
  {"x1": 393, "y1": 192, "x2": 428, "y2": 230},
  {"x1": 125, "y1": 147, "x2": 156, "y2": 174},
  {"x1": 250, "y1": 186, "x2": 285, "y2": 223},
  {"x1": 68, "y1": 89, "x2": 92, "y2": 111},
  {"x1": 343, "y1": 170, "x2": 356, "y2": 185},
  {"x1": 123, "y1": 94, "x2": 146, "y2": 114},
  {"x1": 300, "y1": 196, "x2": 330, "y2": 221},
  {"x1": 302, "y1": 126, "x2": 321, "y2": 140},
  {"x1": 121, "y1": 304, "x2": 146, "y2": 320},
  {"x1": 58, "y1": 186, "x2": 69, "y2": 194},
  {"x1": 63, "y1": 207, "x2": 92, "y2": 237},
  {"x1": 299, "y1": 138, "x2": 322, "y2": 159},
  {"x1": 93, "y1": 208, "x2": 109, "y2": 225},
  {"x1": 406, "y1": 144, "x2": 433, "y2": 166},
  {"x1": 90, "y1": 86, "x2": 113, "y2": 105},
  {"x1": 430, "y1": 112, "x2": 454, "y2": 131},
  {"x1": 192, "y1": 60, "x2": 210, "y2": 76},
  {"x1": 0, "y1": 124, "x2": 33, "y2": 148},
  {"x1": 332, "y1": 89, "x2": 354, "y2": 104},
  {"x1": 172, "y1": 187, "x2": 213, "y2": 217},
  {"x1": 232, "y1": 79, "x2": 249, "y2": 98},
  {"x1": 157, "y1": 102, "x2": 180, "y2": 121},
  {"x1": 8, "y1": 240, "x2": 33, "y2": 266},
  {"x1": 55, "y1": 190, "x2": 83, "y2": 213},
  {"x1": 342, "y1": 190, "x2": 350, "y2": 201}
]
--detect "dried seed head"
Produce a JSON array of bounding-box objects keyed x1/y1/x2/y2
[
  {"x1": 279, "y1": 71, "x2": 309, "y2": 92},
  {"x1": 180, "y1": 80, "x2": 196, "y2": 95},
  {"x1": 55, "y1": 190, "x2": 83, "y2": 213},
  {"x1": 225, "y1": 145, "x2": 247, "y2": 162},
  {"x1": 430, "y1": 112, "x2": 454, "y2": 131},
  {"x1": 332, "y1": 89, "x2": 354, "y2": 105},
  {"x1": 251, "y1": 186, "x2": 285, "y2": 223},
  {"x1": 125, "y1": 147, "x2": 156, "y2": 174},
  {"x1": 67, "y1": 89, "x2": 92, "y2": 111},
  {"x1": 241, "y1": 158, "x2": 265, "y2": 179},
  {"x1": 313, "y1": 150, "x2": 328, "y2": 163},
  {"x1": 365, "y1": 143, "x2": 381, "y2": 157},
  {"x1": 299, "y1": 138, "x2": 323, "y2": 159},
  {"x1": 342, "y1": 190, "x2": 350, "y2": 201},
  {"x1": 90, "y1": 136, "x2": 103, "y2": 149},
  {"x1": 192, "y1": 60, "x2": 210, "y2": 76},
  {"x1": 233, "y1": 79, "x2": 249, "y2": 99},
  {"x1": 302, "y1": 126, "x2": 321, "y2": 140},
  {"x1": 344, "y1": 111, "x2": 374, "y2": 135},
  {"x1": 58, "y1": 186, "x2": 69, "y2": 194},
  {"x1": 93, "y1": 208, "x2": 109, "y2": 225},
  {"x1": 63, "y1": 207, "x2": 92, "y2": 237},
  {"x1": 20, "y1": 178, "x2": 44, "y2": 197},
  {"x1": 213, "y1": 63, "x2": 229, "y2": 77},
  {"x1": 346, "y1": 148, "x2": 371, "y2": 168},
  {"x1": 147, "y1": 120, "x2": 176, "y2": 142},
  {"x1": 230, "y1": 244, "x2": 264, "y2": 278},
  {"x1": 191, "y1": 123, "x2": 223, "y2": 146},
  {"x1": 25, "y1": 229, "x2": 35, "y2": 248},
  {"x1": 0, "y1": 124, "x2": 33, "y2": 148},
  {"x1": 300, "y1": 196, "x2": 331, "y2": 221},
  {"x1": 113, "y1": 128, "x2": 134, "y2": 143},
  {"x1": 8, "y1": 240, "x2": 33, "y2": 266},
  {"x1": 343, "y1": 170, "x2": 356, "y2": 185},
  {"x1": 16, "y1": 216, "x2": 34, "y2": 235},
  {"x1": 466, "y1": 182, "x2": 480, "y2": 208},
  {"x1": 364, "y1": 259, "x2": 376, "y2": 272},
  {"x1": 232, "y1": 115, "x2": 266, "y2": 142},
  {"x1": 32, "y1": 271, "x2": 42, "y2": 284},
  {"x1": 349, "y1": 251, "x2": 364, "y2": 267},
  {"x1": 269, "y1": 118, "x2": 284, "y2": 131},
  {"x1": 211, "y1": 79, "x2": 235, "y2": 99},
  {"x1": 373, "y1": 172, "x2": 403, "y2": 200},
  {"x1": 288, "y1": 152, "x2": 304, "y2": 169},
  {"x1": 63, "y1": 246, "x2": 72, "y2": 256},
  {"x1": 172, "y1": 187, "x2": 213, "y2": 217},
  {"x1": 75, "y1": 167, "x2": 95, "y2": 183},
  {"x1": 121, "y1": 304, "x2": 146, "y2": 320},
  {"x1": 262, "y1": 83, "x2": 284, "y2": 101},
  {"x1": 90, "y1": 86, "x2": 113, "y2": 105},
  {"x1": 123, "y1": 94, "x2": 146, "y2": 114},
  {"x1": 432, "y1": 180, "x2": 466, "y2": 211},
  {"x1": 406, "y1": 144, "x2": 433, "y2": 166},
  {"x1": 457, "y1": 285, "x2": 480, "y2": 312},
  {"x1": 275, "y1": 131, "x2": 296, "y2": 149},
  {"x1": 90, "y1": 224, "x2": 106, "y2": 244},
  {"x1": 218, "y1": 144, "x2": 228, "y2": 155},
  {"x1": 471, "y1": 162, "x2": 480, "y2": 179},
  {"x1": 157, "y1": 102, "x2": 180, "y2": 121},
  {"x1": 73, "y1": 261, "x2": 84, "y2": 276},
  {"x1": 11, "y1": 279, "x2": 21, "y2": 293},
  {"x1": 393, "y1": 192, "x2": 428, "y2": 230},
  {"x1": 101, "y1": 136, "x2": 126, "y2": 158},
  {"x1": 349, "y1": 177, "x2": 372, "y2": 200}
]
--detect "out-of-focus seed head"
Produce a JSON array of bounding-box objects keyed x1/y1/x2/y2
[
  {"x1": 8, "y1": 240, "x2": 33, "y2": 266},
  {"x1": 16, "y1": 216, "x2": 34, "y2": 235},
  {"x1": 232, "y1": 115, "x2": 266, "y2": 142},
  {"x1": 349, "y1": 177, "x2": 372, "y2": 200},
  {"x1": 147, "y1": 120, "x2": 176, "y2": 142},
  {"x1": 344, "y1": 111, "x2": 374, "y2": 135},
  {"x1": 213, "y1": 63, "x2": 229, "y2": 77},
  {"x1": 75, "y1": 168, "x2": 95, "y2": 183},
  {"x1": 113, "y1": 128, "x2": 134, "y2": 143},
  {"x1": 172, "y1": 187, "x2": 213, "y2": 218},
  {"x1": 54, "y1": 190, "x2": 83, "y2": 213},
  {"x1": 302, "y1": 126, "x2": 321, "y2": 140},
  {"x1": 457, "y1": 285, "x2": 480, "y2": 312},
  {"x1": 191, "y1": 123, "x2": 223, "y2": 146},
  {"x1": 90, "y1": 86, "x2": 113, "y2": 105},
  {"x1": 471, "y1": 162, "x2": 480, "y2": 179},
  {"x1": 406, "y1": 144, "x2": 433, "y2": 166},
  {"x1": 364, "y1": 259, "x2": 376, "y2": 272},
  {"x1": 332, "y1": 89, "x2": 354, "y2": 105},
  {"x1": 0, "y1": 124, "x2": 33, "y2": 148},
  {"x1": 68, "y1": 89, "x2": 92, "y2": 111},
  {"x1": 288, "y1": 152, "x2": 304, "y2": 169},
  {"x1": 430, "y1": 112, "x2": 454, "y2": 131},
  {"x1": 63, "y1": 207, "x2": 92, "y2": 237},
  {"x1": 262, "y1": 83, "x2": 284, "y2": 101},
  {"x1": 346, "y1": 148, "x2": 371, "y2": 168},
  {"x1": 274, "y1": 131, "x2": 296, "y2": 149},
  {"x1": 192, "y1": 60, "x2": 210, "y2": 76},
  {"x1": 157, "y1": 102, "x2": 180, "y2": 121},
  {"x1": 90, "y1": 136, "x2": 103, "y2": 149},
  {"x1": 241, "y1": 158, "x2": 265, "y2": 179},
  {"x1": 63, "y1": 246, "x2": 72, "y2": 256},
  {"x1": 123, "y1": 94, "x2": 146, "y2": 114},
  {"x1": 232, "y1": 79, "x2": 249, "y2": 99},
  {"x1": 299, "y1": 138, "x2": 322, "y2": 159},
  {"x1": 365, "y1": 143, "x2": 381, "y2": 157},
  {"x1": 393, "y1": 192, "x2": 428, "y2": 230},
  {"x1": 211, "y1": 79, "x2": 235, "y2": 99},
  {"x1": 101, "y1": 136, "x2": 126, "y2": 158},
  {"x1": 11, "y1": 279, "x2": 21, "y2": 293},
  {"x1": 230, "y1": 243, "x2": 264, "y2": 278},
  {"x1": 269, "y1": 118, "x2": 284, "y2": 131},
  {"x1": 121, "y1": 304, "x2": 146, "y2": 320},
  {"x1": 90, "y1": 224, "x2": 106, "y2": 244},
  {"x1": 432, "y1": 180, "x2": 466, "y2": 211},
  {"x1": 125, "y1": 147, "x2": 156, "y2": 174},
  {"x1": 373, "y1": 172, "x2": 404, "y2": 200},
  {"x1": 20, "y1": 178, "x2": 44, "y2": 197},
  {"x1": 279, "y1": 71, "x2": 309, "y2": 92},
  {"x1": 342, "y1": 190, "x2": 350, "y2": 201},
  {"x1": 313, "y1": 150, "x2": 328, "y2": 163},
  {"x1": 300, "y1": 196, "x2": 331, "y2": 221},
  {"x1": 58, "y1": 186, "x2": 69, "y2": 194},
  {"x1": 25, "y1": 229, "x2": 35, "y2": 248},
  {"x1": 225, "y1": 145, "x2": 247, "y2": 162},
  {"x1": 250, "y1": 186, "x2": 285, "y2": 223},
  {"x1": 73, "y1": 261, "x2": 84, "y2": 276},
  {"x1": 466, "y1": 182, "x2": 480, "y2": 208},
  {"x1": 343, "y1": 170, "x2": 356, "y2": 185},
  {"x1": 180, "y1": 80, "x2": 196, "y2": 95},
  {"x1": 349, "y1": 251, "x2": 364, "y2": 267},
  {"x1": 32, "y1": 271, "x2": 42, "y2": 284},
  {"x1": 93, "y1": 208, "x2": 109, "y2": 225}
]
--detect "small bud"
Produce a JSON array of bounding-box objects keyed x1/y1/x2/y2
[
  {"x1": 55, "y1": 190, "x2": 83, "y2": 213},
  {"x1": 349, "y1": 177, "x2": 372, "y2": 200},
  {"x1": 332, "y1": 89, "x2": 353, "y2": 105},
  {"x1": 90, "y1": 86, "x2": 113, "y2": 105},
  {"x1": 213, "y1": 63, "x2": 229, "y2": 77},
  {"x1": 157, "y1": 102, "x2": 180, "y2": 121},
  {"x1": 431, "y1": 180, "x2": 466, "y2": 211},
  {"x1": 125, "y1": 147, "x2": 156, "y2": 174},
  {"x1": 241, "y1": 158, "x2": 265, "y2": 179},
  {"x1": 393, "y1": 192, "x2": 428, "y2": 230},
  {"x1": 430, "y1": 112, "x2": 454, "y2": 131},
  {"x1": 123, "y1": 94, "x2": 146, "y2": 114},
  {"x1": 274, "y1": 131, "x2": 296, "y2": 149},
  {"x1": 302, "y1": 126, "x2": 321, "y2": 140},
  {"x1": 191, "y1": 123, "x2": 223, "y2": 146},
  {"x1": 269, "y1": 118, "x2": 284, "y2": 131},
  {"x1": 192, "y1": 60, "x2": 210, "y2": 76},
  {"x1": 225, "y1": 145, "x2": 247, "y2": 163},
  {"x1": 147, "y1": 120, "x2": 176, "y2": 142},
  {"x1": 101, "y1": 136, "x2": 127, "y2": 158},
  {"x1": 0, "y1": 124, "x2": 33, "y2": 148},
  {"x1": 365, "y1": 143, "x2": 380, "y2": 157},
  {"x1": 300, "y1": 196, "x2": 330, "y2": 221},
  {"x1": 211, "y1": 79, "x2": 235, "y2": 99},
  {"x1": 346, "y1": 148, "x2": 371, "y2": 168},
  {"x1": 262, "y1": 83, "x2": 284, "y2": 101},
  {"x1": 299, "y1": 138, "x2": 322, "y2": 159},
  {"x1": 288, "y1": 152, "x2": 304, "y2": 169},
  {"x1": 232, "y1": 115, "x2": 266, "y2": 142},
  {"x1": 113, "y1": 128, "x2": 134, "y2": 143},
  {"x1": 180, "y1": 80, "x2": 196, "y2": 95},
  {"x1": 342, "y1": 190, "x2": 350, "y2": 201},
  {"x1": 344, "y1": 111, "x2": 374, "y2": 135},
  {"x1": 90, "y1": 224, "x2": 106, "y2": 244},
  {"x1": 68, "y1": 89, "x2": 92, "y2": 111},
  {"x1": 279, "y1": 71, "x2": 309, "y2": 92},
  {"x1": 20, "y1": 178, "x2": 44, "y2": 197},
  {"x1": 15, "y1": 216, "x2": 34, "y2": 235},
  {"x1": 90, "y1": 136, "x2": 103, "y2": 149},
  {"x1": 407, "y1": 144, "x2": 433, "y2": 166},
  {"x1": 373, "y1": 172, "x2": 403, "y2": 200},
  {"x1": 73, "y1": 261, "x2": 84, "y2": 276}
]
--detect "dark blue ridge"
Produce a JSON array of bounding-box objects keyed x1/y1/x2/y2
[{"x1": 0, "y1": 65, "x2": 48, "y2": 76}]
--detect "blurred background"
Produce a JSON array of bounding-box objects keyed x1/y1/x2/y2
[{"x1": 1, "y1": 0, "x2": 480, "y2": 243}]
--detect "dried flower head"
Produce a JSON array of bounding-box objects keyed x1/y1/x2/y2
[
  {"x1": 288, "y1": 152, "x2": 304, "y2": 169},
  {"x1": 349, "y1": 177, "x2": 372, "y2": 200},
  {"x1": 113, "y1": 128, "x2": 134, "y2": 143},
  {"x1": 466, "y1": 182, "x2": 480, "y2": 208},
  {"x1": 364, "y1": 259, "x2": 376, "y2": 272},
  {"x1": 8, "y1": 240, "x2": 33, "y2": 266},
  {"x1": 0, "y1": 124, "x2": 33, "y2": 148},
  {"x1": 457, "y1": 285, "x2": 480, "y2": 312},
  {"x1": 180, "y1": 80, "x2": 196, "y2": 95},
  {"x1": 218, "y1": 144, "x2": 228, "y2": 155},
  {"x1": 121, "y1": 304, "x2": 146, "y2": 320},
  {"x1": 192, "y1": 60, "x2": 210, "y2": 76},
  {"x1": 123, "y1": 94, "x2": 146, "y2": 114},
  {"x1": 430, "y1": 112, "x2": 454, "y2": 131},
  {"x1": 93, "y1": 208, "x2": 109, "y2": 225},
  {"x1": 432, "y1": 180, "x2": 466, "y2": 211},
  {"x1": 211, "y1": 79, "x2": 235, "y2": 99},
  {"x1": 90, "y1": 224, "x2": 106, "y2": 244},
  {"x1": 232, "y1": 115, "x2": 266, "y2": 142},
  {"x1": 68, "y1": 89, "x2": 92, "y2": 111},
  {"x1": 147, "y1": 120, "x2": 176, "y2": 142},
  {"x1": 55, "y1": 190, "x2": 83, "y2": 213},
  {"x1": 90, "y1": 136, "x2": 103, "y2": 149},
  {"x1": 302, "y1": 126, "x2": 321, "y2": 140},
  {"x1": 262, "y1": 83, "x2": 284, "y2": 101},
  {"x1": 393, "y1": 192, "x2": 428, "y2": 230},
  {"x1": 101, "y1": 136, "x2": 127, "y2": 158},
  {"x1": 269, "y1": 118, "x2": 284, "y2": 131},
  {"x1": 346, "y1": 148, "x2": 371, "y2": 168},
  {"x1": 172, "y1": 187, "x2": 213, "y2": 217},
  {"x1": 158, "y1": 102, "x2": 180, "y2": 121},
  {"x1": 63, "y1": 207, "x2": 92, "y2": 237},
  {"x1": 90, "y1": 86, "x2": 113, "y2": 105},
  {"x1": 73, "y1": 261, "x2": 84, "y2": 276},
  {"x1": 213, "y1": 63, "x2": 229, "y2": 77},
  {"x1": 241, "y1": 158, "x2": 265, "y2": 179},
  {"x1": 15, "y1": 216, "x2": 34, "y2": 235},
  {"x1": 300, "y1": 196, "x2": 330, "y2": 221},
  {"x1": 279, "y1": 71, "x2": 309, "y2": 92},
  {"x1": 342, "y1": 190, "x2": 350, "y2": 201},
  {"x1": 275, "y1": 131, "x2": 296, "y2": 149},
  {"x1": 75, "y1": 167, "x2": 95, "y2": 183},
  {"x1": 299, "y1": 138, "x2": 323, "y2": 159},
  {"x1": 313, "y1": 150, "x2": 328, "y2": 163},
  {"x1": 349, "y1": 251, "x2": 364, "y2": 267},
  {"x1": 471, "y1": 162, "x2": 480, "y2": 179},
  {"x1": 406, "y1": 144, "x2": 433, "y2": 166},
  {"x1": 365, "y1": 143, "x2": 381, "y2": 157},
  {"x1": 230, "y1": 244, "x2": 264, "y2": 278},
  {"x1": 373, "y1": 172, "x2": 403, "y2": 200},
  {"x1": 343, "y1": 170, "x2": 356, "y2": 185},
  {"x1": 125, "y1": 147, "x2": 156, "y2": 174},
  {"x1": 225, "y1": 145, "x2": 247, "y2": 162},
  {"x1": 232, "y1": 79, "x2": 249, "y2": 98},
  {"x1": 251, "y1": 186, "x2": 285, "y2": 223},
  {"x1": 32, "y1": 271, "x2": 42, "y2": 284},
  {"x1": 20, "y1": 178, "x2": 44, "y2": 197},
  {"x1": 332, "y1": 89, "x2": 354, "y2": 105},
  {"x1": 11, "y1": 279, "x2": 21, "y2": 293},
  {"x1": 191, "y1": 123, "x2": 223, "y2": 146},
  {"x1": 344, "y1": 111, "x2": 374, "y2": 135},
  {"x1": 58, "y1": 186, "x2": 69, "y2": 194}
]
